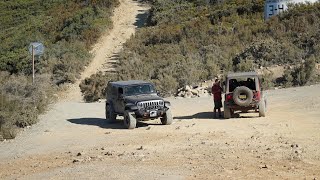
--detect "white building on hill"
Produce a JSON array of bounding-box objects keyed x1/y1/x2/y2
[{"x1": 264, "y1": 0, "x2": 318, "y2": 20}]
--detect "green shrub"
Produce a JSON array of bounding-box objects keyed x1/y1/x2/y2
[
  {"x1": 282, "y1": 68, "x2": 294, "y2": 87},
  {"x1": 260, "y1": 72, "x2": 274, "y2": 90},
  {"x1": 0, "y1": 72, "x2": 56, "y2": 138},
  {"x1": 291, "y1": 57, "x2": 316, "y2": 86},
  {"x1": 79, "y1": 72, "x2": 117, "y2": 102}
]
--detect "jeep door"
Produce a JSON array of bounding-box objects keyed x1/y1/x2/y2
[{"x1": 114, "y1": 87, "x2": 125, "y2": 114}]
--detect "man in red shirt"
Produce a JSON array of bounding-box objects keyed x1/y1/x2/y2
[{"x1": 212, "y1": 79, "x2": 223, "y2": 118}]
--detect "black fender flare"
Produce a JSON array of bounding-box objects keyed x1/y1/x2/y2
[
  {"x1": 106, "y1": 101, "x2": 115, "y2": 111},
  {"x1": 125, "y1": 103, "x2": 138, "y2": 111}
]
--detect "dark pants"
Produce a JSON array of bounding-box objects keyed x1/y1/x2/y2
[{"x1": 214, "y1": 100, "x2": 222, "y2": 109}]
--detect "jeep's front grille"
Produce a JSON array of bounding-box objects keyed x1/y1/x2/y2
[{"x1": 137, "y1": 100, "x2": 164, "y2": 110}]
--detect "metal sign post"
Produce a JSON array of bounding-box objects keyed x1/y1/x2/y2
[
  {"x1": 32, "y1": 45, "x2": 35, "y2": 84},
  {"x1": 29, "y1": 42, "x2": 44, "y2": 84}
]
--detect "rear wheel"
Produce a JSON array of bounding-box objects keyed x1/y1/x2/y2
[
  {"x1": 161, "y1": 109, "x2": 173, "y2": 125},
  {"x1": 124, "y1": 111, "x2": 136, "y2": 129},
  {"x1": 259, "y1": 98, "x2": 266, "y2": 117},
  {"x1": 224, "y1": 102, "x2": 231, "y2": 119},
  {"x1": 106, "y1": 104, "x2": 116, "y2": 122}
]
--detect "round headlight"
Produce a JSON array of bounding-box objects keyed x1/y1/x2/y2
[{"x1": 137, "y1": 102, "x2": 143, "y2": 108}]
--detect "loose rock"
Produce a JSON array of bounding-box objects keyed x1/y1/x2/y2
[
  {"x1": 77, "y1": 152, "x2": 84, "y2": 156},
  {"x1": 73, "y1": 159, "x2": 83, "y2": 163},
  {"x1": 105, "y1": 152, "x2": 113, "y2": 156}
]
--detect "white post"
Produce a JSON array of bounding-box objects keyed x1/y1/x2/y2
[{"x1": 32, "y1": 45, "x2": 35, "y2": 84}]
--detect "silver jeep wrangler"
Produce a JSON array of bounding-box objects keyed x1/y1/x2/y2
[{"x1": 105, "y1": 80, "x2": 173, "y2": 129}]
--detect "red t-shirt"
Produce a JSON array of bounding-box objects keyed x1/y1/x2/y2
[{"x1": 212, "y1": 84, "x2": 222, "y2": 100}]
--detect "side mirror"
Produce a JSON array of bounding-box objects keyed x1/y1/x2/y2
[
  {"x1": 118, "y1": 94, "x2": 124, "y2": 100},
  {"x1": 156, "y1": 90, "x2": 161, "y2": 96}
]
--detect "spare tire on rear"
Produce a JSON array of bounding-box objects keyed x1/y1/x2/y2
[{"x1": 233, "y1": 86, "x2": 253, "y2": 107}]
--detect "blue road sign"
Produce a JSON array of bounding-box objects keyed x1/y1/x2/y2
[{"x1": 29, "y1": 42, "x2": 45, "y2": 56}]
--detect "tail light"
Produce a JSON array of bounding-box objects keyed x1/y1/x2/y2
[
  {"x1": 254, "y1": 91, "x2": 261, "y2": 100},
  {"x1": 226, "y1": 93, "x2": 233, "y2": 101}
]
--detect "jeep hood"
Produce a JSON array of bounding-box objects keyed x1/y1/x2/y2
[{"x1": 124, "y1": 94, "x2": 163, "y2": 104}]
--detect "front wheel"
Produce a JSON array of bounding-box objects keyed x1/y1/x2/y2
[
  {"x1": 161, "y1": 109, "x2": 173, "y2": 125},
  {"x1": 124, "y1": 111, "x2": 136, "y2": 129}
]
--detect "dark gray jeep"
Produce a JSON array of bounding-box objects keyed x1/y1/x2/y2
[
  {"x1": 224, "y1": 72, "x2": 267, "y2": 119},
  {"x1": 105, "y1": 80, "x2": 172, "y2": 129}
]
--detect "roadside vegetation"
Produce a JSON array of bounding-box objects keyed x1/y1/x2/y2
[
  {"x1": 0, "y1": 0, "x2": 119, "y2": 139},
  {"x1": 81, "y1": 0, "x2": 320, "y2": 101}
]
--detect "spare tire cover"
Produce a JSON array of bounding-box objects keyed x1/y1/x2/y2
[{"x1": 233, "y1": 86, "x2": 253, "y2": 106}]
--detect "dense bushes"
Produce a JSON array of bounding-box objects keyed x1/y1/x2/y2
[
  {"x1": 0, "y1": 0, "x2": 119, "y2": 139},
  {"x1": 79, "y1": 72, "x2": 116, "y2": 102},
  {"x1": 0, "y1": 72, "x2": 55, "y2": 139},
  {"x1": 114, "y1": 0, "x2": 320, "y2": 96},
  {"x1": 78, "y1": 0, "x2": 320, "y2": 101}
]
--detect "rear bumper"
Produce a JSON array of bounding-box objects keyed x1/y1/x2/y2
[{"x1": 225, "y1": 101, "x2": 260, "y2": 110}]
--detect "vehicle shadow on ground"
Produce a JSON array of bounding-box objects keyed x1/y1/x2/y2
[
  {"x1": 67, "y1": 118, "x2": 161, "y2": 129},
  {"x1": 174, "y1": 112, "x2": 258, "y2": 120},
  {"x1": 174, "y1": 112, "x2": 223, "y2": 120}
]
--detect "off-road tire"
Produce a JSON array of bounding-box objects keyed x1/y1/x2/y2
[
  {"x1": 106, "y1": 104, "x2": 116, "y2": 122},
  {"x1": 224, "y1": 102, "x2": 231, "y2": 119},
  {"x1": 259, "y1": 98, "x2": 266, "y2": 117},
  {"x1": 233, "y1": 86, "x2": 253, "y2": 107},
  {"x1": 124, "y1": 111, "x2": 136, "y2": 129},
  {"x1": 161, "y1": 109, "x2": 173, "y2": 125}
]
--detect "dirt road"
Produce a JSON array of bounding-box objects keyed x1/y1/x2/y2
[
  {"x1": 1, "y1": 85, "x2": 320, "y2": 179},
  {"x1": 1, "y1": 0, "x2": 320, "y2": 179}
]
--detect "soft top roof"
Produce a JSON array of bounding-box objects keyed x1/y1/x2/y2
[
  {"x1": 227, "y1": 72, "x2": 258, "y2": 79},
  {"x1": 109, "y1": 80, "x2": 151, "y2": 86}
]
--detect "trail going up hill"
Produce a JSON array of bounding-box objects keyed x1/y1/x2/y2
[{"x1": 64, "y1": 0, "x2": 149, "y2": 102}]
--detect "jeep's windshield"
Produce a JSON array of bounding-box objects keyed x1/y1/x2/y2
[{"x1": 124, "y1": 84, "x2": 156, "y2": 96}]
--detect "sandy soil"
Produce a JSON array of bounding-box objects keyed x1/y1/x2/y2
[
  {"x1": 1, "y1": 0, "x2": 320, "y2": 179},
  {"x1": 1, "y1": 84, "x2": 320, "y2": 179}
]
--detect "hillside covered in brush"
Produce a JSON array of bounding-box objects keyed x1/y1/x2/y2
[
  {"x1": 0, "y1": 0, "x2": 119, "y2": 138},
  {"x1": 113, "y1": 0, "x2": 319, "y2": 95}
]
